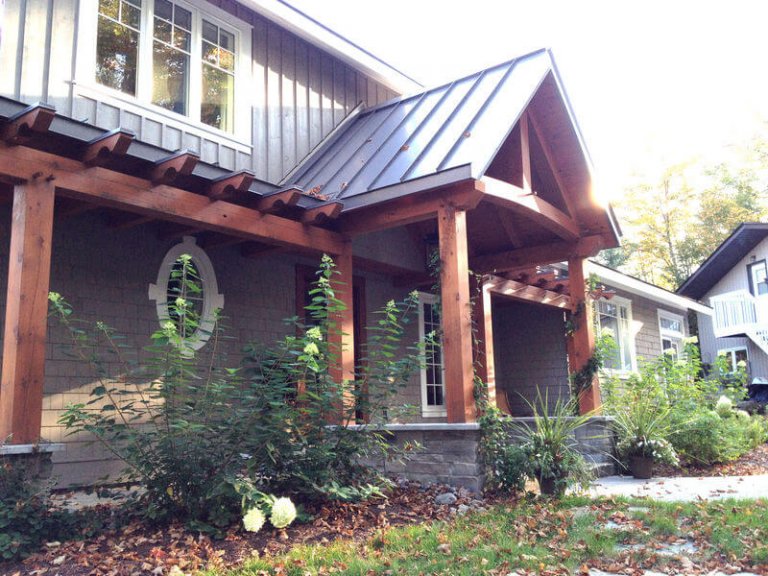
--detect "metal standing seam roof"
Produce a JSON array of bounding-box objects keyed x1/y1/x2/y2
[
  {"x1": 677, "y1": 223, "x2": 768, "y2": 300},
  {"x1": 282, "y1": 48, "x2": 557, "y2": 210}
]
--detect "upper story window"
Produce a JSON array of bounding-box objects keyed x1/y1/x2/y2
[
  {"x1": 88, "y1": 0, "x2": 247, "y2": 135},
  {"x1": 658, "y1": 310, "x2": 685, "y2": 355},
  {"x1": 748, "y1": 260, "x2": 768, "y2": 297},
  {"x1": 418, "y1": 293, "x2": 445, "y2": 417},
  {"x1": 597, "y1": 296, "x2": 635, "y2": 374},
  {"x1": 718, "y1": 346, "x2": 749, "y2": 373}
]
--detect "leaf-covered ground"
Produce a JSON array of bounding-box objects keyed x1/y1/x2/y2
[{"x1": 656, "y1": 443, "x2": 768, "y2": 478}]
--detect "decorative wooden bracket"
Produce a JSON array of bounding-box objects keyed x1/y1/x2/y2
[
  {"x1": 1, "y1": 103, "x2": 56, "y2": 145},
  {"x1": 206, "y1": 169, "x2": 254, "y2": 201},
  {"x1": 149, "y1": 150, "x2": 199, "y2": 185},
  {"x1": 83, "y1": 128, "x2": 135, "y2": 167},
  {"x1": 301, "y1": 201, "x2": 343, "y2": 225},
  {"x1": 255, "y1": 188, "x2": 301, "y2": 213}
]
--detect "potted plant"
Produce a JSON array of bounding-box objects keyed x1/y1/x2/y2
[
  {"x1": 515, "y1": 391, "x2": 594, "y2": 497},
  {"x1": 612, "y1": 398, "x2": 679, "y2": 479}
]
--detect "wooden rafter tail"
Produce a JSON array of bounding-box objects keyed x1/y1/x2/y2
[
  {"x1": 82, "y1": 128, "x2": 135, "y2": 167},
  {"x1": 0, "y1": 103, "x2": 56, "y2": 145},
  {"x1": 301, "y1": 201, "x2": 343, "y2": 225},
  {"x1": 254, "y1": 188, "x2": 301, "y2": 213},
  {"x1": 149, "y1": 150, "x2": 199, "y2": 185},
  {"x1": 206, "y1": 169, "x2": 255, "y2": 202}
]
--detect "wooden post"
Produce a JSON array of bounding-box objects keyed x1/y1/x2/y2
[
  {"x1": 0, "y1": 177, "x2": 56, "y2": 444},
  {"x1": 472, "y1": 276, "x2": 504, "y2": 412},
  {"x1": 438, "y1": 201, "x2": 476, "y2": 423},
  {"x1": 566, "y1": 257, "x2": 601, "y2": 414},
  {"x1": 328, "y1": 242, "x2": 355, "y2": 424}
]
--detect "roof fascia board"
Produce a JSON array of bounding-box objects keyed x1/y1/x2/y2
[
  {"x1": 587, "y1": 262, "x2": 712, "y2": 316},
  {"x1": 242, "y1": 0, "x2": 422, "y2": 95}
]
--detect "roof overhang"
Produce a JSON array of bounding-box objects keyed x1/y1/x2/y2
[
  {"x1": 241, "y1": 0, "x2": 422, "y2": 95},
  {"x1": 677, "y1": 223, "x2": 768, "y2": 300},
  {"x1": 589, "y1": 262, "x2": 712, "y2": 316}
]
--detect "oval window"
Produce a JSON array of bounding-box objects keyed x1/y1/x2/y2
[{"x1": 148, "y1": 236, "x2": 224, "y2": 351}]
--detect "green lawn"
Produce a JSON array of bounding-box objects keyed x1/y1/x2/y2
[{"x1": 204, "y1": 496, "x2": 768, "y2": 576}]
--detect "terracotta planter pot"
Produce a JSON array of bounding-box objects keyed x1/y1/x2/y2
[{"x1": 629, "y1": 456, "x2": 654, "y2": 479}]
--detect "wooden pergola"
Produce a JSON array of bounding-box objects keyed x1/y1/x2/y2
[{"x1": 0, "y1": 92, "x2": 617, "y2": 446}]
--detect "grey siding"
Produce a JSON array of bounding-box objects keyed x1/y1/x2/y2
[
  {"x1": 492, "y1": 300, "x2": 570, "y2": 416},
  {"x1": 0, "y1": 0, "x2": 398, "y2": 179}
]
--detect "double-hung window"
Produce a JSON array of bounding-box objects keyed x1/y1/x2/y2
[
  {"x1": 90, "y1": 0, "x2": 246, "y2": 135},
  {"x1": 597, "y1": 296, "x2": 635, "y2": 374},
  {"x1": 418, "y1": 293, "x2": 445, "y2": 417},
  {"x1": 658, "y1": 310, "x2": 685, "y2": 356}
]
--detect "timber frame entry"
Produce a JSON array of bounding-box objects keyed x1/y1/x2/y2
[{"x1": 0, "y1": 48, "x2": 620, "y2": 448}]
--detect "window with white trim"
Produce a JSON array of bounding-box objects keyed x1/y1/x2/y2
[
  {"x1": 148, "y1": 236, "x2": 224, "y2": 351},
  {"x1": 597, "y1": 296, "x2": 635, "y2": 373},
  {"x1": 718, "y1": 347, "x2": 749, "y2": 373},
  {"x1": 84, "y1": 0, "x2": 249, "y2": 136},
  {"x1": 658, "y1": 310, "x2": 685, "y2": 356},
  {"x1": 418, "y1": 293, "x2": 445, "y2": 417}
]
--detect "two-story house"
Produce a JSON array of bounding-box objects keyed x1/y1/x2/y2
[
  {"x1": 679, "y1": 223, "x2": 768, "y2": 395},
  {"x1": 0, "y1": 0, "x2": 704, "y2": 489}
]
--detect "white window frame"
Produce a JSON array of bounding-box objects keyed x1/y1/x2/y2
[
  {"x1": 418, "y1": 292, "x2": 446, "y2": 418},
  {"x1": 75, "y1": 0, "x2": 252, "y2": 144},
  {"x1": 148, "y1": 236, "x2": 224, "y2": 352},
  {"x1": 658, "y1": 310, "x2": 685, "y2": 356},
  {"x1": 717, "y1": 346, "x2": 749, "y2": 373},
  {"x1": 596, "y1": 295, "x2": 636, "y2": 376}
]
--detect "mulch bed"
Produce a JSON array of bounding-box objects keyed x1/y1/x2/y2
[
  {"x1": 0, "y1": 482, "x2": 481, "y2": 576},
  {"x1": 655, "y1": 442, "x2": 768, "y2": 477}
]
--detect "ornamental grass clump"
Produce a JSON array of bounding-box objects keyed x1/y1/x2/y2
[{"x1": 52, "y1": 254, "x2": 424, "y2": 534}]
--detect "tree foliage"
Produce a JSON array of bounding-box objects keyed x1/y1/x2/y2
[{"x1": 603, "y1": 134, "x2": 768, "y2": 290}]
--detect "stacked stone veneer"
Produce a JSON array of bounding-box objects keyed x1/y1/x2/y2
[{"x1": 359, "y1": 417, "x2": 616, "y2": 493}]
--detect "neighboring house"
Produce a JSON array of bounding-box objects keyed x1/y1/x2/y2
[
  {"x1": 679, "y1": 223, "x2": 768, "y2": 387},
  {"x1": 0, "y1": 0, "x2": 627, "y2": 488}
]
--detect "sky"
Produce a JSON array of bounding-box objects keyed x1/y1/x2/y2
[{"x1": 286, "y1": 0, "x2": 768, "y2": 202}]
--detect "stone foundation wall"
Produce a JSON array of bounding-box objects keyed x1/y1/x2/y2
[{"x1": 359, "y1": 417, "x2": 616, "y2": 493}]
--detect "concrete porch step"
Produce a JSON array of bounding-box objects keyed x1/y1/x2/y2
[{"x1": 590, "y1": 461, "x2": 617, "y2": 478}]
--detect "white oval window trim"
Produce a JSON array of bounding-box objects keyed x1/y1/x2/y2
[{"x1": 148, "y1": 236, "x2": 224, "y2": 351}]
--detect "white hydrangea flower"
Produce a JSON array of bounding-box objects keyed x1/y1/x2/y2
[
  {"x1": 715, "y1": 395, "x2": 733, "y2": 417},
  {"x1": 242, "y1": 507, "x2": 266, "y2": 533},
  {"x1": 270, "y1": 497, "x2": 297, "y2": 529}
]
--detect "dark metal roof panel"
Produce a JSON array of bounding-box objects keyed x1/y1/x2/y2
[
  {"x1": 677, "y1": 223, "x2": 768, "y2": 299},
  {"x1": 287, "y1": 49, "x2": 554, "y2": 205}
]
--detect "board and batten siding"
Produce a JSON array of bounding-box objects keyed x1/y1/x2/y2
[
  {"x1": 0, "y1": 0, "x2": 398, "y2": 181},
  {"x1": 698, "y1": 236, "x2": 768, "y2": 379}
]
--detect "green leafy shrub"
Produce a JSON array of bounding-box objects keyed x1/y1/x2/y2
[
  {"x1": 605, "y1": 342, "x2": 765, "y2": 468},
  {"x1": 479, "y1": 406, "x2": 529, "y2": 493},
  {"x1": 53, "y1": 255, "x2": 422, "y2": 533}
]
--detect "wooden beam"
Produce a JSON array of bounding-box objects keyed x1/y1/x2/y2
[
  {"x1": 339, "y1": 180, "x2": 485, "y2": 235},
  {"x1": 1, "y1": 103, "x2": 56, "y2": 145},
  {"x1": 482, "y1": 177, "x2": 580, "y2": 241},
  {"x1": 301, "y1": 201, "x2": 343, "y2": 225},
  {"x1": 206, "y1": 170, "x2": 255, "y2": 201},
  {"x1": 0, "y1": 142, "x2": 346, "y2": 255},
  {"x1": 0, "y1": 177, "x2": 55, "y2": 444},
  {"x1": 438, "y1": 201, "x2": 476, "y2": 423},
  {"x1": 472, "y1": 277, "x2": 503, "y2": 412},
  {"x1": 520, "y1": 112, "x2": 533, "y2": 194},
  {"x1": 496, "y1": 209, "x2": 523, "y2": 248},
  {"x1": 149, "y1": 150, "x2": 199, "y2": 185},
  {"x1": 327, "y1": 242, "x2": 356, "y2": 424},
  {"x1": 527, "y1": 108, "x2": 577, "y2": 218},
  {"x1": 470, "y1": 235, "x2": 604, "y2": 274},
  {"x1": 566, "y1": 257, "x2": 601, "y2": 415},
  {"x1": 254, "y1": 188, "x2": 300, "y2": 213},
  {"x1": 82, "y1": 128, "x2": 134, "y2": 166}
]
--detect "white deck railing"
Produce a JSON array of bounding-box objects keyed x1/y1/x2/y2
[{"x1": 710, "y1": 290, "x2": 763, "y2": 337}]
